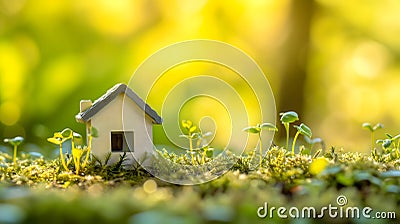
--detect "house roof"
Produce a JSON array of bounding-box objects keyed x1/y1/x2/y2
[{"x1": 75, "y1": 83, "x2": 162, "y2": 124}]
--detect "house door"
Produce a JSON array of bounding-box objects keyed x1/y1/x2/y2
[{"x1": 111, "y1": 131, "x2": 134, "y2": 152}]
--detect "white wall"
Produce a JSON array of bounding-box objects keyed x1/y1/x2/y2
[{"x1": 89, "y1": 93, "x2": 154, "y2": 165}]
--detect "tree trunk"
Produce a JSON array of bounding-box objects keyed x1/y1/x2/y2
[{"x1": 277, "y1": 0, "x2": 314, "y2": 117}]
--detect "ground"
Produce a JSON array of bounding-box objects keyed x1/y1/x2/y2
[{"x1": 0, "y1": 147, "x2": 399, "y2": 224}]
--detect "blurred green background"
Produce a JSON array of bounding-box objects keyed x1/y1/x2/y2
[{"x1": 1, "y1": 0, "x2": 400, "y2": 153}]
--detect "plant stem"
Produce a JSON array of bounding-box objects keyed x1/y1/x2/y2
[
  {"x1": 189, "y1": 138, "x2": 194, "y2": 164},
  {"x1": 82, "y1": 135, "x2": 92, "y2": 168},
  {"x1": 284, "y1": 123, "x2": 289, "y2": 150},
  {"x1": 292, "y1": 131, "x2": 300, "y2": 155},
  {"x1": 59, "y1": 144, "x2": 69, "y2": 171},
  {"x1": 71, "y1": 139, "x2": 80, "y2": 174},
  {"x1": 13, "y1": 145, "x2": 17, "y2": 166},
  {"x1": 371, "y1": 132, "x2": 375, "y2": 151},
  {"x1": 75, "y1": 155, "x2": 80, "y2": 174},
  {"x1": 201, "y1": 148, "x2": 206, "y2": 165},
  {"x1": 258, "y1": 132, "x2": 263, "y2": 168},
  {"x1": 195, "y1": 153, "x2": 201, "y2": 164}
]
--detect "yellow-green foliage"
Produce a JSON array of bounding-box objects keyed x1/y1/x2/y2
[{"x1": 47, "y1": 127, "x2": 97, "y2": 174}]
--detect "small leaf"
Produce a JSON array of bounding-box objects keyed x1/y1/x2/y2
[
  {"x1": 280, "y1": 111, "x2": 299, "y2": 123},
  {"x1": 304, "y1": 136, "x2": 312, "y2": 144},
  {"x1": 382, "y1": 139, "x2": 392, "y2": 149},
  {"x1": 391, "y1": 134, "x2": 400, "y2": 141},
  {"x1": 295, "y1": 123, "x2": 312, "y2": 138},
  {"x1": 179, "y1": 134, "x2": 189, "y2": 139},
  {"x1": 3, "y1": 136, "x2": 24, "y2": 146},
  {"x1": 73, "y1": 132, "x2": 83, "y2": 145},
  {"x1": 311, "y1": 137, "x2": 323, "y2": 144},
  {"x1": 362, "y1": 123, "x2": 373, "y2": 132},
  {"x1": 90, "y1": 127, "x2": 99, "y2": 138},
  {"x1": 181, "y1": 120, "x2": 189, "y2": 129},
  {"x1": 182, "y1": 120, "x2": 193, "y2": 130},
  {"x1": 189, "y1": 125, "x2": 197, "y2": 133},
  {"x1": 54, "y1": 132, "x2": 63, "y2": 138},
  {"x1": 202, "y1": 132, "x2": 213, "y2": 137},
  {"x1": 206, "y1": 148, "x2": 214, "y2": 158},
  {"x1": 73, "y1": 132, "x2": 82, "y2": 138},
  {"x1": 242, "y1": 126, "x2": 261, "y2": 134},
  {"x1": 373, "y1": 123, "x2": 384, "y2": 131},
  {"x1": 260, "y1": 123, "x2": 278, "y2": 131},
  {"x1": 193, "y1": 133, "x2": 201, "y2": 138},
  {"x1": 47, "y1": 137, "x2": 62, "y2": 145},
  {"x1": 305, "y1": 136, "x2": 323, "y2": 145}
]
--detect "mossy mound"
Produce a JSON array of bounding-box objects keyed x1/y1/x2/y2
[{"x1": 0, "y1": 147, "x2": 399, "y2": 223}]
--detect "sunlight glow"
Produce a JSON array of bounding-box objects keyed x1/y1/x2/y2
[
  {"x1": 0, "y1": 101, "x2": 21, "y2": 126},
  {"x1": 351, "y1": 41, "x2": 388, "y2": 78}
]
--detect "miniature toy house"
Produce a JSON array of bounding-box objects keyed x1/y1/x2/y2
[{"x1": 75, "y1": 83, "x2": 162, "y2": 164}]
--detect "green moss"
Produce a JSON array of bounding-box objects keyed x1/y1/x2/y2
[{"x1": 0, "y1": 148, "x2": 399, "y2": 223}]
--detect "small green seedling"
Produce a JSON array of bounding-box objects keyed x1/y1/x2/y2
[
  {"x1": 376, "y1": 133, "x2": 400, "y2": 157},
  {"x1": 3, "y1": 136, "x2": 24, "y2": 166},
  {"x1": 71, "y1": 132, "x2": 85, "y2": 174},
  {"x1": 194, "y1": 131, "x2": 213, "y2": 164},
  {"x1": 179, "y1": 120, "x2": 215, "y2": 165},
  {"x1": 292, "y1": 123, "x2": 312, "y2": 155},
  {"x1": 83, "y1": 127, "x2": 98, "y2": 168},
  {"x1": 243, "y1": 123, "x2": 277, "y2": 167},
  {"x1": 304, "y1": 136, "x2": 325, "y2": 153},
  {"x1": 200, "y1": 145, "x2": 214, "y2": 165},
  {"x1": 363, "y1": 123, "x2": 383, "y2": 150},
  {"x1": 180, "y1": 120, "x2": 198, "y2": 164},
  {"x1": 48, "y1": 127, "x2": 97, "y2": 173},
  {"x1": 280, "y1": 111, "x2": 299, "y2": 150},
  {"x1": 47, "y1": 128, "x2": 73, "y2": 171}
]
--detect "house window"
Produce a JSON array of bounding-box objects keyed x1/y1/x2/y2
[{"x1": 111, "y1": 131, "x2": 133, "y2": 152}]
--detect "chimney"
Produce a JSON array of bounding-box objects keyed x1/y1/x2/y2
[{"x1": 80, "y1": 100, "x2": 92, "y2": 112}]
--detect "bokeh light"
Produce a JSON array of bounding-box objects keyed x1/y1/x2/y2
[{"x1": 0, "y1": 0, "x2": 399, "y2": 153}]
